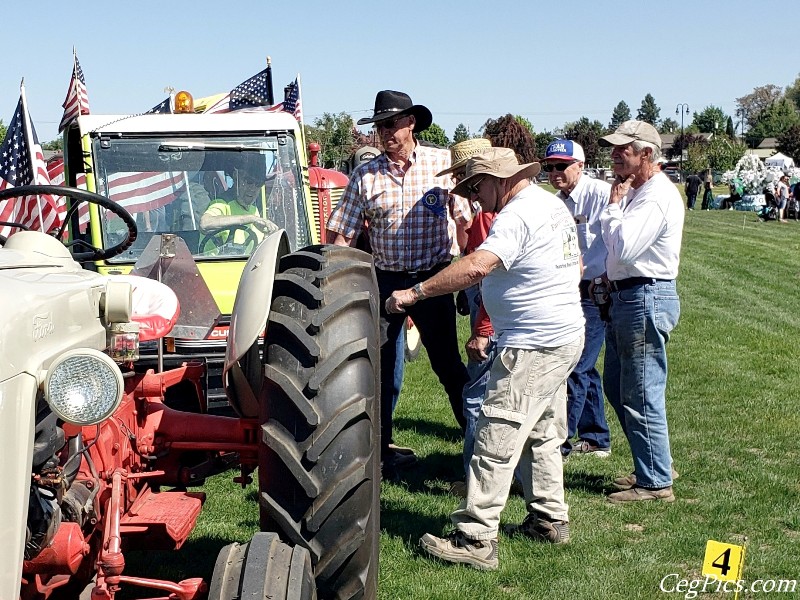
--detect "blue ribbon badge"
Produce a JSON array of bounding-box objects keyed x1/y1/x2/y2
[{"x1": 422, "y1": 192, "x2": 445, "y2": 217}]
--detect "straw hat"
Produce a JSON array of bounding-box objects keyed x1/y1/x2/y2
[{"x1": 435, "y1": 138, "x2": 492, "y2": 177}]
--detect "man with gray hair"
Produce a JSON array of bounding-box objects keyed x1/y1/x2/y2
[
  {"x1": 597, "y1": 120, "x2": 684, "y2": 503},
  {"x1": 386, "y1": 148, "x2": 584, "y2": 570}
]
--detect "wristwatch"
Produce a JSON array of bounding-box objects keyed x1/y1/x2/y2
[{"x1": 412, "y1": 282, "x2": 426, "y2": 300}]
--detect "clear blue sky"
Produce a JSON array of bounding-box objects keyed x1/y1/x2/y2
[{"x1": 5, "y1": 0, "x2": 798, "y2": 144}]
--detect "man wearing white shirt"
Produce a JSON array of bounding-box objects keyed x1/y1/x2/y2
[
  {"x1": 598, "y1": 121, "x2": 684, "y2": 503},
  {"x1": 386, "y1": 148, "x2": 584, "y2": 569},
  {"x1": 543, "y1": 139, "x2": 612, "y2": 459}
]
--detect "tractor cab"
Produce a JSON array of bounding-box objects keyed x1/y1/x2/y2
[{"x1": 61, "y1": 108, "x2": 316, "y2": 408}]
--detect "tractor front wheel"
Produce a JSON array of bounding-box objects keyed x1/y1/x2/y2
[{"x1": 258, "y1": 245, "x2": 380, "y2": 600}]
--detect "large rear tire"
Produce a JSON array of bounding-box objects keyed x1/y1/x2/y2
[
  {"x1": 208, "y1": 532, "x2": 316, "y2": 600},
  {"x1": 259, "y1": 245, "x2": 380, "y2": 600}
]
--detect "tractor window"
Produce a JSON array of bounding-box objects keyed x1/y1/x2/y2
[{"x1": 92, "y1": 135, "x2": 310, "y2": 263}]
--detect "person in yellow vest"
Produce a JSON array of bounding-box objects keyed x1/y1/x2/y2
[{"x1": 200, "y1": 154, "x2": 278, "y2": 253}]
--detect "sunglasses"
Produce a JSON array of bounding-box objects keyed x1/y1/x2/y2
[
  {"x1": 374, "y1": 115, "x2": 408, "y2": 130},
  {"x1": 542, "y1": 161, "x2": 577, "y2": 172},
  {"x1": 466, "y1": 176, "x2": 485, "y2": 195}
]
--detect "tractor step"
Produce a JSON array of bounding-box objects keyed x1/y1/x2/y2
[{"x1": 121, "y1": 488, "x2": 205, "y2": 550}]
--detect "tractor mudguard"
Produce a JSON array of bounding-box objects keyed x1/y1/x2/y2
[{"x1": 223, "y1": 230, "x2": 290, "y2": 417}]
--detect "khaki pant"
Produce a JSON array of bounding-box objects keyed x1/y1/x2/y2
[{"x1": 452, "y1": 337, "x2": 584, "y2": 540}]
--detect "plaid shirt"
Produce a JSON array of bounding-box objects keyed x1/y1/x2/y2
[{"x1": 327, "y1": 143, "x2": 472, "y2": 271}]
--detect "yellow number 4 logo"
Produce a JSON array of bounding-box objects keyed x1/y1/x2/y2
[{"x1": 703, "y1": 540, "x2": 745, "y2": 582}]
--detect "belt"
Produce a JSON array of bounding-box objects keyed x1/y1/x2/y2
[
  {"x1": 609, "y1": 277, "x2": 671, "y2": 292},
  {"x1": 375, "y1": 262, "x2": 449, "y2": 279}
]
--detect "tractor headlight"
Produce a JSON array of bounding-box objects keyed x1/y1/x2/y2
[{"x1": 44, "y1": 349, "x2": 124, "y2": 426}]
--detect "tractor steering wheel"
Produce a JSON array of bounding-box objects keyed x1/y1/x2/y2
[
  {"x1": 199, "y1": 225, "x2": 260, "y2": 256},
  {"x1": 0, "y1": 184, "x2": 137, "y2": 261}
]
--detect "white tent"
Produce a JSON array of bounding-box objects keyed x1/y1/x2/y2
[{"x1": 764, "y1": 152, "x2": 795, "y2": 169}]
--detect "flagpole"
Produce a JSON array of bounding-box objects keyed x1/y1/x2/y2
[
  {"x1": 296, "y1": 73, "x2": 307, "y2": 156},
  {"x1": 19, "y1": 80, "x2": 47, "y2": 233},
  {"x1": 266, "y1": 57, "x2": 274, "y2": 106}
]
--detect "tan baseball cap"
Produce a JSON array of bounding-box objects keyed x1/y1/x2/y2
[
  {"x1": 451, "y1": 148, "x2": 541, "y2": 197},
  {"x1": 435, "y1": 138, "x2": 492, "y2": 177},
  {"x1": 600, "y1": 120, "x2": 662, "y2": 149}
]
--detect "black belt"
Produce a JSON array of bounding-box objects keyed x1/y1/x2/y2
[
  {"x1": 610, "y1": 277, "x2": 671, "y2": 292},
  {"x1": 375, "y1": 262, "x2": 449, "y2": 279}
]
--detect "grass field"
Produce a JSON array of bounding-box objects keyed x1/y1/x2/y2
[{"x1": 124, "y1": 201, "x2": 800, "y2": 599}]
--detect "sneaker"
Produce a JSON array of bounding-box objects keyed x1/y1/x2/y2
[
  {"x1": 419, "y1": 531, "x2": 498, "y2": 570},
  {"x1": 503, "y1": 512, "x2": 570, "y2": 544},
  {"x1": 612, "y1": 467, "x2": 679, "y2": 491},
  {"x1": 388, "y1": 443, "x2": 416, "y2": 456},
  {"x1": 607, "y1": 485, "x2": 675, "y2": 504},
  {"x1": 571, "y1": 440, "x2": 611, "y2": 458}
]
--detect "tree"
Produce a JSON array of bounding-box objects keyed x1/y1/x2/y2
[
  {"x1": 636, "y1": 94, "x2": 660, "y2": 126},
  {"x1": 305, "y1": 112, "x2": 358, "y2": 169},
  {"x1": 685, "y1": 135, "x2": 746, "y2": 174},
  {"x1": 692, "y1": 105, "x2": 728, "y2": 134},
  {"x1": 452, "y1": 123, "x2": 470, "y2": 144},
  {"x1": 746, "y1": 97, "x2": 800, "y2": 146},
  {"x1": 786, "y1": 74, "x2": 800, "y2": 112},
  {"x1": 609, "y1": 101, "x2": 631, "y2": 130},
  {"x1": 659, "y1": 118, "x2": 679, "y2": 134},
  {"x1": 735, "y1": 84, "x2": 783, "y2": 128},
  {"x1": 481, "y1": 114, "x2": 537, "y2": 163},
  {"x1": 417, "y1": 122, "x2": 450, "y2": 147},
  {"x1": 562, "y1": 117, "x2": 607, "y2": 166},
  {"x1": 42, "y1": 138, "x2": 63, "y2": 151},
  {"x1": 514, "y1": 115, "x2": 534, "y2": 135},
  {"x1": 726, "y1": 116, "x2": 735, "y2": 138},
  {"x1": 0, "y1": 119, "x2": 6, "y2": 142},
  {"x1": 776, "y1": 123, "x2": 800, "y2": 162}
]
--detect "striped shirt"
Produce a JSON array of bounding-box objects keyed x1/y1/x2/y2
[{"x1": 327, "y1": 143, "x2": 472, "y2": 271}]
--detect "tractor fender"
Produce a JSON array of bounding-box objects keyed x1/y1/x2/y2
[{"x1": 224, "y1": 230, "x2": 290, "y2": 371}]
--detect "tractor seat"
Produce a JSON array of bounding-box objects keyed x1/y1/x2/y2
[{"x1": 111, "y1": 275, "x2": 181, "y2": 341}]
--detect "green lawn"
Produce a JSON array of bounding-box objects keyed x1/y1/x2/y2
[{"x1": 124, "y1": 205, "x2": 800, "y2": 599}]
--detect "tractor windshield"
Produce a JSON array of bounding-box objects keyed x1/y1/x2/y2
[{"x1": 92, "y1": 134, "x2": 310, "y2": 263}]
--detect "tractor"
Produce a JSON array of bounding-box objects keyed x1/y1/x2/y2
[{"x1": 1, "y1": 178, "x2": 380, "y2": 599}]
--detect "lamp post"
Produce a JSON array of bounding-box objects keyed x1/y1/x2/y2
[{"x1": 675, "y1": 103, "x2": 690, "y2": 182}]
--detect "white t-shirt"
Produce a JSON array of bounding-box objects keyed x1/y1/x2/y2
[
  {"x1": 600, "y1": 172, "x2": 684, "y2": 281},
  {"x1": 478, "y1": 184, "x2": 584, "y2": 350}
]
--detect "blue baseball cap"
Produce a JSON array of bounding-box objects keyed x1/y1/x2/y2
[{"x1": 544, "y1": 139, "x2": 585, "y2": 162}]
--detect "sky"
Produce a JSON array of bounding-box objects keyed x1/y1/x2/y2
[{"x1": 4, "y1": 0, "x2": 799, "y2": 146}]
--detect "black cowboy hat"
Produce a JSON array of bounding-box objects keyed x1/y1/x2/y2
[{"x1": 357, "y1": 90, "x2": 433, "y2": 133}]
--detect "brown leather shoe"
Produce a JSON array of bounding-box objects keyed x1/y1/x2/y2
[
  {"x1": 607, "y1": 485, "x2": 675, "y2": 504},
  {"x1": 612, "y1": 467, "x2": 679, "y2": 491}
]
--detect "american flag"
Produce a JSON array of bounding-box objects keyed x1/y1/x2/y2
[
  {"x1": 46, "y1": 157, "x2": 89, "y2": 232},
  {"x1": 102, "y1": 171, "x2": 186, "y2": 214},
  {"x1": 282, "y1": 78, "x2": 302, "y2": 122},
  {"x1": 0, "y1": 93, "x2": 62, "y2": 238},
  {"x1": 59, "y1": 52, "x2": 90, "y2": 132},
  {"x1": 230, "y1": 68, "x2": 271, "y2": 111},
  {"x1": 145, "y1": 96, "x2": 172, "y2": 114}
]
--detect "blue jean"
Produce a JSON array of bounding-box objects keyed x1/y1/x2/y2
[
  {"x1": 562, "y1": 298, "x2": 610, "y2": 455},
  {"x1": 462, "y1": 284, "x2": 495, "y2": 474},
  {"x1": 603, "y1": 280, "x2": 680, "y2": 489},
  {"x1": 391, "y1": 327, "x2": 406, "y2": 413}
]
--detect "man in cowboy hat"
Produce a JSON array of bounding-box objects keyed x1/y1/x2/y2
[
  {"x1": 327, "y1": 90, "x2": 472, "y2": 477},
  {"x1": 387, "y1": 148, "x2": 585, "y2": 570},
  {"x1": 597, "y1": 120, "x2": 684, "y2": 503}
]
